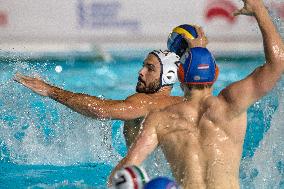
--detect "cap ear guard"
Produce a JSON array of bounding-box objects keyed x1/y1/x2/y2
[
  {"x1": 178, "y1": 64, "x2": 185, "y2": 83},
  {"x1": 162, "y1": 68, "x2": 178, "y2": 86},
  {"x1": 150, "y1": 50, "x2": 180, "y2": 86},
  {"x1": 178, "y1": 50, "x2": 191, "y2": 83},
  {"x1": 214, "y1": 64, "x2": 219, "y2": 82}
]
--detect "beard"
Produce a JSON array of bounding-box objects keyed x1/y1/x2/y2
[{"x1": 136, "y1": 78, "x2": 161, "y2": 94}]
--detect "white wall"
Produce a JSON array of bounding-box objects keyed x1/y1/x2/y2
[{"x1": 0, "y1": 0, "x2": 283, "y2": 52}]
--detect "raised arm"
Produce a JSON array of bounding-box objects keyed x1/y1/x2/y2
[
  {"x1": 14, "y1": 73, "x2": 154, "y2": 120},
  {"x1": 108, "y1": 111, "x2": 159, "y2": 186},
  {"x1": 219, "y1": 0, "x2": 284, "y2": 117}
]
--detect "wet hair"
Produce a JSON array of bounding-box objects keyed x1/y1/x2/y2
[
  {"x1": 181, "y1": 83, "x2": 213, "y2": 92},
  {"x1": 187, "y1": 83, "x2": 213, "y2": 90}
]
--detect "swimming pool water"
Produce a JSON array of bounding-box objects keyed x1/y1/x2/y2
[{"x1": 0, "y1": 52, "x2": 283, "y2": 188}]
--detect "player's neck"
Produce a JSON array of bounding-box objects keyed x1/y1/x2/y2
[
  {"x1": 156, "y1": 86, "x2": 172, "y2": 95},
  {"x1": 184, "y1": 87, "x2": 212, "y2": 102}
]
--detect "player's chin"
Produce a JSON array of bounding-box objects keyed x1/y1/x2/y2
[{"x1": 136, "y1": 83, "x2": 146, "y2": 93}]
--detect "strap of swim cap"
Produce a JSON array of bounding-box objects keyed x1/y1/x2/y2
[
  {"x1": 132, "y1": 166, "x2": 147, "y2": 184},
  {"x1": 148, "y1": 51, "x2": 164, "y2": 91},
  {"x1": 173, "y1": 27, "x2": 195, "y2": 40}
]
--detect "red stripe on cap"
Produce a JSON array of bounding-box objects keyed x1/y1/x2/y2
[
  {"x1": 197, "y1": 64, "x2": 209, "y2": 69},
  {"x1": 125, "y1": 167, "x2": 139, "y2": 189}
]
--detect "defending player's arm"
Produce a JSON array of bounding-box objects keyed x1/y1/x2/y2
[
  {"x1": 14, "y1": 73, "x2": 153, "y2": 120},
  {"x1": 219, "y1": 0, "x2": 284, "y2": 118},
  {"x1": 108, "y1": 111, "x2": 159, "y2": 185}
]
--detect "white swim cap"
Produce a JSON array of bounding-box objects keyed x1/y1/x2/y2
[
  {"x1": 112, "y1": 165, "x2": 149, "y2": 189},
  {"x1": 149, "y1": 50, "x2": 180, "y2": 87}
]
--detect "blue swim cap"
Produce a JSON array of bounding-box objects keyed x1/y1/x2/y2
[
  {"x1": 178, "y1": 47, "x2": 219, "y2": 85},
  {"x1": 144, "y1": 177, "x2": 179, "y2": 189},
  {"x1": 167, "y1": 24, "x2": 198, "y2": 57}
]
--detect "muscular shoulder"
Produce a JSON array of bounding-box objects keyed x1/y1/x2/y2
[
  {"x1": 125, "y1": 93, "x2": 151, "y2": 101},
  {"x1": 156, "y1": 102, "x2": 185, "y2": 121},
  {"x1": 142, "y1": 109, "x2": 163, "y2": 129},
  {"x1": 203, "y1": 96, "x2": 229, "y2": 122},
  {"x1": 204, "y1": 96, "x2": 222, "y2": 108},
  {"x1": 204, "y1": 95, "x2": 246, "y2": 125}
]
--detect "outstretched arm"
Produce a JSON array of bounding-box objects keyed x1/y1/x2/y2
[
  {"x1": 219, "y1": 0, "x2": 284, "y2": 118},
  {"x1": 14, "y1": 73, "x2": 153, "y2": 120},
  {"x1": 108, "y1": 112, "x2": 159, "y2": 186}
]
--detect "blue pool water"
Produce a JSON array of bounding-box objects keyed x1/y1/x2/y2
[{"x1": 0, "y1": 52, "x2": 283, "y2": 188}]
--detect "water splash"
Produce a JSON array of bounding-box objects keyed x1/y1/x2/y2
[
  {"x1": 240, "y1": 5, "x2": 284, "y2": 188},
  {"x1": 0, "y1": 57, "x2": 121, "y2": 166},
  {"x1": 252, "y1": 83, "x2": 284, "y2": 188},
  {"x1": 142, "y1": 147, "x2": 173, "y2": 179},
  {"x1": 241, "y1": 81, "x2": 284, "y2": 189}
]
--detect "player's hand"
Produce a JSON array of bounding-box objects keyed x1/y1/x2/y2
[
  {"x1": 233, "y1": 0, "x2": 266, "y2": 16},
  {"x1": 183, "y1": 26, "x2": 208, "y2": 48},
  {"x1": 14, "y1": 72, "x2": 52, "y2": 96}
]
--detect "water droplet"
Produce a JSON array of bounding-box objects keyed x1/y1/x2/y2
[{"x1": 55, "y1": 65, "x2": 62, "y2": 73}]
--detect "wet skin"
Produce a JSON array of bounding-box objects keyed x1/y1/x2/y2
[
  {"x1": 14, "y1": 54, "x2": 182, "y2": 148},
  {"x1": 144, "y1": 93, "x2": 246, "y2": 188},
  {"x1": 110, "y1": 0, "x2": 284, "y2": 188}
]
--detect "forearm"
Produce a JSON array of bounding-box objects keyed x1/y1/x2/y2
[
  {"x1": 254, "y1": 3, "x2": 284, "y2": 70},
  {"x1": 48, "y1": 86, "x2": 112, "y2": 119}
]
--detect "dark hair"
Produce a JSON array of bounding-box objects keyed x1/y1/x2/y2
[{"x1": 187, "y1": 84, "x2": 213, "y2": 90}]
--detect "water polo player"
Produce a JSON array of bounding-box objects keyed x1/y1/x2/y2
[
  {"x1": 14, "y1": 24, "x2": 209, "y2": 148},
  {"x1": 110, "y1": 0, "x2": 284, "y2": 188}
]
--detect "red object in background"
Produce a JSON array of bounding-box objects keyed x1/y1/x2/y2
[
  {"x1": 0, "y1": 12, "x2": 8, "y2": 26},
  {"x1": 205, "y1": 0, "x2": 238, "y2": 24}
]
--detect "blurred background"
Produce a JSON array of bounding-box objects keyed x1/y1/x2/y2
[
  {"x1": 0, "y1": 0, "x2": 284, "y2": 189},
  {"x1": 0, "y1": 0, "x2": 283, "y2": 57},
  {"x1": 0, "y1": 1, "x2": 284, "y2": 188}
]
